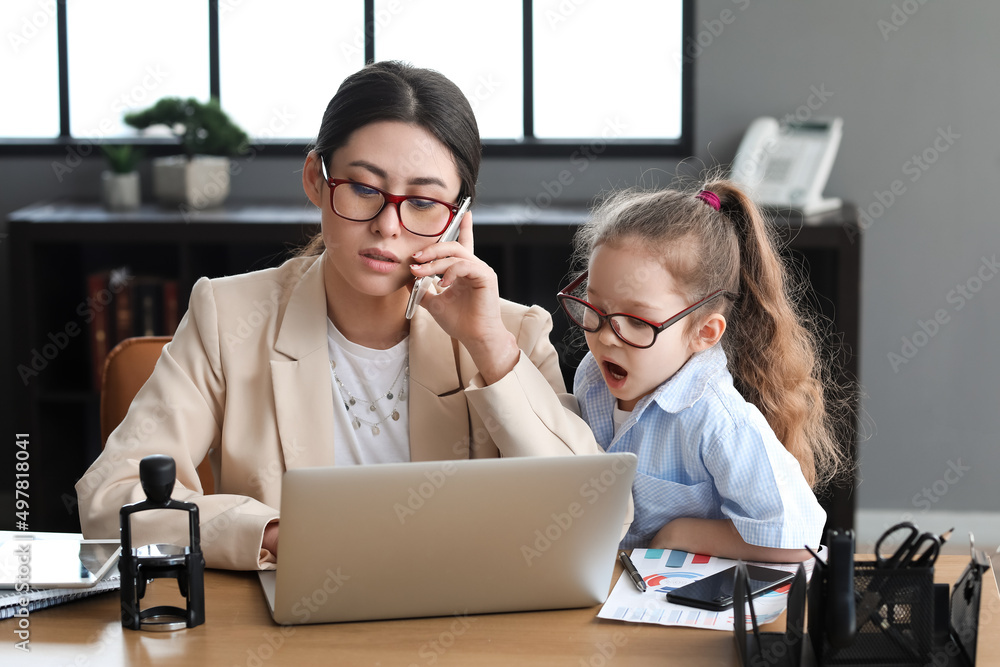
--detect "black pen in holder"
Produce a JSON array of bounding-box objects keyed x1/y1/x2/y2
[
  {"x1": 119, "y1": 454, "x2": 205, "y2": 631},
  {"x1": 733, "y1": 561, "x2": 807, "y2": 667}
]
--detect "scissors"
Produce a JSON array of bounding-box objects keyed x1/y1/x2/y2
[{"x1": 874, "y1": 522, "x2": 942, "y2": 569}]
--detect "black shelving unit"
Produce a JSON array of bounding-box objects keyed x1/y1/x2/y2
[{"x1": 4, "y1": 200, "x2": 860, "y2": 535}]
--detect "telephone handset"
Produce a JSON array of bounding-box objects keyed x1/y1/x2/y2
[
  {"x1": 730, "y1": 116, "x2": 843, "y2": 216},
  {"x1": 404, "y1": 197, "x2": 472, "y2": 320}
]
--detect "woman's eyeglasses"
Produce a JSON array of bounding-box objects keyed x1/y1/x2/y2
[
  {"x1": 319, "y1": 153, "x2": 463, "y2": 237},
  {"x1": 556, "y1": 271, "x2": 728, "y2": 349}
]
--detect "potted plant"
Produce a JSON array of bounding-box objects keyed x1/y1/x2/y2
[
  {"x1": 124, "y1": 97, "x2": 249, "y2": 209},
  {"x1": 100, "y1": 144, "x2": 142, "y2": 211}
]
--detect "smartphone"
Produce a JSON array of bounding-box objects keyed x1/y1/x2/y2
[
  {"x1": 665, "y1": 564, "x2": 795, "y2": 612},
  {"x1": 404, "y1": 196, "x2": 472, "y2": 320}
]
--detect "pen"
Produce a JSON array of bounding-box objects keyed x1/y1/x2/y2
[
  {"x1": 910, "y1": 527, "x2": 954, "y2": 568},
  {"x1": 618, "y1": 550, "x2": 646, "y2": 592}
]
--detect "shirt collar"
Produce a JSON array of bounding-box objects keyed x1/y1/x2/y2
[{"x1": 642, "y1": 343, "x2": 729, "y2": 415}]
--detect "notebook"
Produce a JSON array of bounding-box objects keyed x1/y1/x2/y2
[{"x1": 259, "y1": 453, "x2": 636, "y2": 625}]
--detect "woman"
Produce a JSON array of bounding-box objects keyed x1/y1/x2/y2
[{"x1": 76, "y1": 61, "x2": 607, "y2": 570}]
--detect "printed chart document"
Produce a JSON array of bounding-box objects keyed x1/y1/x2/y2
[{"x1": 599, "y1": 548, "x2": 821, "y2": 631}]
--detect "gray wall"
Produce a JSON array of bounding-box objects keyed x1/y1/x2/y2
[{"x1": 3, "y1": 1, "x2": 998, "y2": 519}]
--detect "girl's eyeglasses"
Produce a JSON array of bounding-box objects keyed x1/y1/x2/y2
[
  {"x1": 318, "y1": 153, "x2": 463, "y2": 237},
  {"x1": 556, "y1": 271, "x2": 728, "y2": 349}
]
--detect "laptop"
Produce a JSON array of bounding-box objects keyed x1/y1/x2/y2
[{"x1": 259, "y1": 453, "x2": 636, "y2": 624}]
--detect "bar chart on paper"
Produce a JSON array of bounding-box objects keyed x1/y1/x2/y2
[{"x1": 598, "y1": 548, "x2": 817, "y2": 631}]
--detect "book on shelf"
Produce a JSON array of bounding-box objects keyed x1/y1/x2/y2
[
  {"x1": 85, "y1": 268, "x2": 181, "y2": 391},
  {"x1": 86, "y1": 272, "x2": 112, "y2": 393}
]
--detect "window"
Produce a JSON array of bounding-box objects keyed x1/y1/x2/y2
[{"x1": 0, "y1": 0, "x2": 692, "y2": 157}]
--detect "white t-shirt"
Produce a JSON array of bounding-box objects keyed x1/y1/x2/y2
[
  {"x1": 612, "y1": 405, "x2": 631, "y2": 435},
  {"x1": 327, "y1": 318, "x2": 410, "y2": 465}
]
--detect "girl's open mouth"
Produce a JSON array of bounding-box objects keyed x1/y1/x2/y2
[{"x1": 604, "y1": 360, "x2": 628, "y2": 382}]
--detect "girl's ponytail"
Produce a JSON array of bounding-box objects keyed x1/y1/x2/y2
[{"x1": 708, "y1": 181, "x2": 847, "y2": 488}]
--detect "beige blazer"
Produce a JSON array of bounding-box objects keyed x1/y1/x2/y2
[{"x1": 77, "y1": 253, "x2": 618, "y2": 570}]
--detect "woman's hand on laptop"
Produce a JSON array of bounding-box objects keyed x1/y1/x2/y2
[{"x1": 262, "y1": 520, "x2": 279, "y2": 557}]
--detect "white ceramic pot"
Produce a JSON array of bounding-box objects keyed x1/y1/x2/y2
[
  {"x1": 101, "y1": 171, "x2": 141, "y2": 211},
  {"x1": 152, "y1": 155, "x2": 231, "y2": 209}
]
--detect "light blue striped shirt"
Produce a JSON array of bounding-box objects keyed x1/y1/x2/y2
[{"x1": 575, "y1": 344, "x2": 826, "y2": 550}]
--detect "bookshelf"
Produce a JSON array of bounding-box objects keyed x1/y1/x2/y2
[{"x1": 3, "y1": 200, "x2": 860, "y2": 535}]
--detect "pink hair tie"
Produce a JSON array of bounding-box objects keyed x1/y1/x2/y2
[{"x1": 696, "y1": 190, "x2": 721, "y2": 211}]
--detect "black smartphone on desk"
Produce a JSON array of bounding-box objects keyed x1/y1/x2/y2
[{"x1": 666, "y1": 564, "x2": 795, "y2": 611}]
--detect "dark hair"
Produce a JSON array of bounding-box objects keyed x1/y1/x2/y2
[
  {"x1": 299, "y1": 61, "x2": 482, "y2": 256},
  {"x1": 571, "y1": 181, "x2": 852, "y2": 490}
]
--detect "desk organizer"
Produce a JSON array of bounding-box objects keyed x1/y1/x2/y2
[
  {"x1": 733, "y1": 532, "x2": 989, "y2": 667},
  {"x1": 809, "y1": 562, "x2": 935, "y2": 665}
]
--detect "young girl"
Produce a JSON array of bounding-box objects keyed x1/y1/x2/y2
[
  {"x1": 559, "y1": 182, "x2": 845, "y2": 562},
  {"x1": 77, "y1": 61, "x2": 605, "y2": 570}
]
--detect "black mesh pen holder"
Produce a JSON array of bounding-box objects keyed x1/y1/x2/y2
[{"x1": 813, "y1": 562, "x2": 935, "y2": 666}]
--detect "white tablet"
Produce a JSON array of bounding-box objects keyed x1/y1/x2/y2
[{"x1": 0, "y1": 538, "x2": 121, "y2": 589}]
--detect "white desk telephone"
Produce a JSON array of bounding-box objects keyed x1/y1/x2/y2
[{"x1": 729, "y1": 116, "x2": 843, "y2": 216}]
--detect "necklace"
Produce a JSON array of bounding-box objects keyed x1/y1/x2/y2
[{"x1": 330, "y1": 355, "x2": 409, "y2": 436}]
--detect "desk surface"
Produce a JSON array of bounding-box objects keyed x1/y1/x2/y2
[{"x1": 3, "y1": 555, "x2": 996, "y2": 666}]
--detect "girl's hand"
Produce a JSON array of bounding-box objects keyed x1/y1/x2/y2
[{"x1": 410, "y1": 211, "x2": 519, "y2": 384}]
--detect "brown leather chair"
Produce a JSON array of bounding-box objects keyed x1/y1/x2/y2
[{"x1": 100, "y1": 336, "x2": 215, "y2": 494}]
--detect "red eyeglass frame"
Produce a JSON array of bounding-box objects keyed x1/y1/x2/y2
[
  {"x1": 556, "y1": 271, "x2": 729, "y2": 349},
  {"x1": 318, "y1": 153, "x2": 463, "y2": 237}
]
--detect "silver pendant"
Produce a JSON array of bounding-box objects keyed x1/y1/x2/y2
[
  {"x1": 371, "y1": 425, "x2": 380, "y2": 436},
  {"x1": 391, "y1": 410, "x2": 400, "y2": 421},
  {"x1": 348, "y1": 397, "x2": 356, "y2": 406},
  {"x1": 399, "y1": 389, "x2": 406, "y2": 400},
  {"x1": 369, "y1": 404, "x2": 376, "y2": 412},
  {"x1": 386, "y1": 391, "x2": 393, "y2": 400},
  {"x1": 352, "y1": 417, "x2": 360, "y2": 430}
]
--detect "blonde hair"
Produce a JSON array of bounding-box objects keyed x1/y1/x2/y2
[{"x1": 572, "y1": 181, "x2": 852, "y2": 489}]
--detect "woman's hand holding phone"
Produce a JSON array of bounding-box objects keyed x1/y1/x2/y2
[
  {"x1": 408, "y1": 206, "x2": 520, "y2": 385},
  {"x1": 405, "y1": 197, "x2": 470, "y2": 319}
]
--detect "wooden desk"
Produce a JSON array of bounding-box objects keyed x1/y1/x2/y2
[{"x1": 2, "y1": 555, "x2": 996, "y2": 666}]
